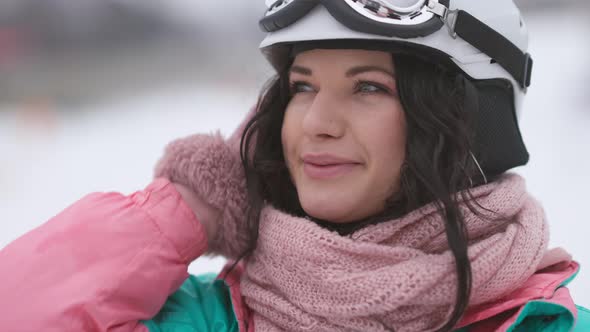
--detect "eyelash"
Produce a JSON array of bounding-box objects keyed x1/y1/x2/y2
[
  {"x1": 289, "y1": 80, "x2": 391, "y2": 96},
  {"x1": 354, "y1": 80, "x2": 391, "y2": 95},
  {"x1": 289, "y1": 81, "x2": 313, "y2": 95}
]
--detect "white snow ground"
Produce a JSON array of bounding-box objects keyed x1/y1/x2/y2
[{"x1": 1, "y1": 9, "x2": 589, "y2": 306}]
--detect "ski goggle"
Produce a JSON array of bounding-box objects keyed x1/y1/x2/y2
[
  {"x1": 261, "y1": 0, "x2": 449, "y2": 38},
  {"x1": 260, "y1": 0, "x2": 533, "y2": 89}
]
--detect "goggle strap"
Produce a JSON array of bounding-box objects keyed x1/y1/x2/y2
[{"x1": 453, "y1": 10, "x2": 533, "y2": 89}]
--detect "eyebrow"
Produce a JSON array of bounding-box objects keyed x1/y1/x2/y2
[
  {"x1": 289, "y1": 65, "x2": 395, "y2": 78},
  {"x1": 346, "y1": 65, "x2": 395, "y2": 78},
  {"x1": 290, "y1": 65, "x2": 312, "y2": 76}
]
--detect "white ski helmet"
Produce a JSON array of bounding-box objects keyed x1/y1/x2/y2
[{"x1": 258, "y1": 0, "x2": 533, "y2": 176}]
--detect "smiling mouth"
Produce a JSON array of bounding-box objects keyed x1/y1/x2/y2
[{"x1": 303, "y1": 162, "x2": 361, "y2": 179}]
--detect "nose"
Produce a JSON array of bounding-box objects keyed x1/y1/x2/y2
[{"x1": 301, "y1": 91, "x2": 346, "y2": 140}]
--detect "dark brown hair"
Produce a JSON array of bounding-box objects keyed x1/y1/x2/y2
[{"x1": 233, "y1": 52, "x2": 492, "y2": 331}]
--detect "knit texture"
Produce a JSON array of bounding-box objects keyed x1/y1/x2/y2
[{"x1": 240, "y1": 173, "x2": 549, "y2": 332}]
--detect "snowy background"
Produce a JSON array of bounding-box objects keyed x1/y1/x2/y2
[{"x1": 1, "y1": 1, "x2": 589, "y2": 305}]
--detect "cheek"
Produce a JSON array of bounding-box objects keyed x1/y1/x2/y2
[
  {"x1": 362, "y1": 103, "x2": 407, "y2": 192},
  {"x1": 383, "y1": 110, "x2": 406, "y2": 159},
  {"x1": 281, "y1": 106, "x2": 300, "y2": 169}
]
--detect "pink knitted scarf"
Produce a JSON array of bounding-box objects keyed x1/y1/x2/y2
[{"x1": 239, "y1": 173, "x2": 548, "y2": 332}]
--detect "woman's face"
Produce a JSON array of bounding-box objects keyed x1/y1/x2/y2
[{"x1": 282, "y1": 49, "x2": 407, "y2": 224}]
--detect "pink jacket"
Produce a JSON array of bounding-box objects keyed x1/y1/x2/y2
[{"x1": 0, "y1": 178, "x2": 582, "y2": 331}]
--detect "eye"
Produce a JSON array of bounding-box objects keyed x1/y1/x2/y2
[
  {"x1": 289, "y1": 81, "x2": 315, "y2": 95},
  {"x1": 354, "y1": 81, "x2": 390, "y2": 95}
]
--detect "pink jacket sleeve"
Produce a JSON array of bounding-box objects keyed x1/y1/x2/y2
[
  {"x1": 458, "y1": 260, "x2": 580, "y2": 331},
  {"x1": 0, "y1": 178, "x2": 208, "y2": 332}
]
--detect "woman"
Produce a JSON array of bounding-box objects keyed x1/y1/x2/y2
[{"x1": 0, "y1": 1, "x2": 587, "y2": 331}]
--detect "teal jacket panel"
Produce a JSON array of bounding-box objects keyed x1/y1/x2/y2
[
  {"x1": 506, "y1": 300, "x2": 575, "y2": 332},
  {"x1": 141, "y1": 273, "x2": 239, "y2": 332},
  {"x1": 573, "y1": 305, "x2": 590, "y2": 332},
  {"x1": 457, "y1": 303, "x2": 590, "y2": 332},
  {"x1": 505, "y1": 302, "x2": 590, "y2": 332}
]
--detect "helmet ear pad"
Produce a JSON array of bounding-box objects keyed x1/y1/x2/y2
[{"x1": 465, "y1": 77, "x2": 530, "y2": 178}]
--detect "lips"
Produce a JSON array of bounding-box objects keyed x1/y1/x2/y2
[{"x1": 301, "y1": 154, "x2": 361, "y2": 179}]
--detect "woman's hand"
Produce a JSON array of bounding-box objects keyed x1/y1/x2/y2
[
  {"x1": 154, "y1": 108, "x2": 257, "y2": 259},
  {"x1": 154, "y1": 107, "x2": 257, "y2": 259},
  {"x1": 173, "y1": 182, "x2": 221, "y2": 244}
]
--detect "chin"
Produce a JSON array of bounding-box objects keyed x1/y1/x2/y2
[{"x1": 299, "y1": 194, "x2": 360, "y2": 224}]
